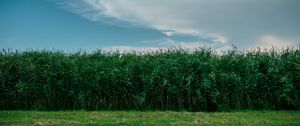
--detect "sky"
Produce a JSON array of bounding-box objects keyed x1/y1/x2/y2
[{"x1": 1, "y1": 0, "x2": 300, "y2": 51}]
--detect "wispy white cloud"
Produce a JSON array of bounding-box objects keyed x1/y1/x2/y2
[
  {"x1": 162, "y1": 31, "x2": 175, "y2": 37},
  {"x1": 102, "y1": 37, "x2": 217, "y2": 53},
  {"x1": 102, "y1": 46, "x2": 163, "y2": 53},
  {"x1": 55, "y1": 0, "x2": 229, "y2": 46},
  {"x1": 152, "y1": 39, "x2": 208, "y2": 49},
  {"x1": 142, "y1": 38, "x2": 232, "y2": 53},
  {"x1": 56, "y1": 0, "x2": 300, "y2": 49},
  {"x1": 254, "y1": 35, "x2": 299, "y2": 49}
]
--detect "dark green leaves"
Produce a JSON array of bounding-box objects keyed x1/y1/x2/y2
[{"x1": 0, "y1": 47, "x2": 299, "y2": 111}]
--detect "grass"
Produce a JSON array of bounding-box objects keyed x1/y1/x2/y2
[{"x1": 0, "y1": 111, "x2": 300, "y2": 126}]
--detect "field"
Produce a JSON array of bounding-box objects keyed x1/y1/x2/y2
[
  {"x1": 0, "y1": 48, "x2": 300, "y2": 125},
  {"x1": 1, "y1": 111, "x2": 300, "y2": 126},
  {"x1": 1, "y1": 48, "x2": 299, "y2": 111}
]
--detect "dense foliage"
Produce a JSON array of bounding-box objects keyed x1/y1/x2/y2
[{"x1": 0, "y1": 47, "x2": 299, "y2": 111}]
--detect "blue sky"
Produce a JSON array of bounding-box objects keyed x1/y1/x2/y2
[{"x1": 1, "y1": 0, "x2": 300, "y2": 51}]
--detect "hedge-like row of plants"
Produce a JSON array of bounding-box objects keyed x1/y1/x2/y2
[{"x1": 0, "y1": 47, "x2": 299, "y2": 111}]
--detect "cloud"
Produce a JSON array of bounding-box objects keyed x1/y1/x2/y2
[
  {"x1": 255, "y1": 35, "x2": 299, "y2": 49},
  {"x1": 103, "y1": 40, "x2": 232, "y2": 55},
  {"x1": 142, "y1": 38, "x2": 232, "y2": 52},
  {"x1": 102, "y1": 46, "x2": 163, "y2": 53},
  {"x1": 56, "y1": 0, "x2": 300, "y2": 49},
  {"x1": 162, "y1": 31, "x2": 175, "y2": 37},
  {"x1": 55, "y1": 0, "x2": 229, "y2": 46},
  {"x1": 102, "y1": 37, "x2": 224, "y2": 53},
  {"x1": 155, "y1": 39, "x2": 208, "y2": 49}
]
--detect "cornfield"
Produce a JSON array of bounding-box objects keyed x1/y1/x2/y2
[{"x1": 0, "y1": 47, "x2": 299, "y2": 111}]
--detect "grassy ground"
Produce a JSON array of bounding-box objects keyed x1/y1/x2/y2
[{"x1": 0, "y1": 111, "x2": 299, "y2": 126}]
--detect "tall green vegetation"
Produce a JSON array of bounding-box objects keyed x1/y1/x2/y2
[{"x1": 0, "y1": 47, "x2": 299, "y2": 111}]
